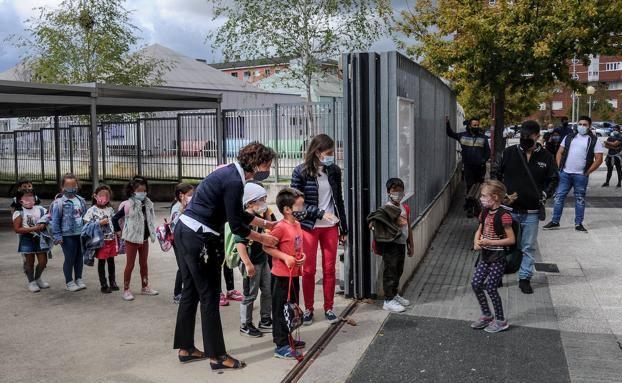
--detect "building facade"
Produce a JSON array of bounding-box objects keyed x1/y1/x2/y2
[{"x1": 209, "y1": 58, "x2": 290, "y2": 84}]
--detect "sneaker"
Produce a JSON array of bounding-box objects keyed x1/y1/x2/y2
[
  {"x1": 542, "y1": 221, "x2": 560, "y2": 230},
  {"x1": 75, "y1": 279, "x2": 87, "y2": 290},
  {"x1": 240, "y1": 323, "x2": 263, "y2": 338},
  {"x1": 575, "y1": 224, "x2": 588, "y2": 233},
  {"x1": 293, "y1": 340, "x2": 306, "y2": 349},
  {"x1": 470, "y1": 315, "x2": 494, "y2": 329},
  {"x1": 325, "y1": 310, "x2": 340, "y2": 324},
  {"x1": 602, "y1": 182, "x2": 610, "y2": 187},
  {"x1": 227, "y1": 289, "x2": 244, "y2": 301},
  {"x1": 258, "y1": 318, "x2": 273, "y2": 332},
  {"x1": 66, "y1": 281, "x2": 81, "y2": 292},
  {"x1": 173, "y1": 294, "x2": 182, "y2": 304},
  {"x1": 303, "y1": 310, "x2": 313, "y2": 326},
  {"x1": 109, "y1": 281, "x2": 120, "y2": 291},
  {"x1": 219, "y1": 293, "x2": 230, "y2": 306},
  {"x1": 519, "y1": 279, "x2": 534, "y2": 294},
  {"x1": 122, "y1": 290, "x2": 135, "y2": 301},
  {"x1": 100, "y1": 286, "x2": 112, "y2": 294},
  {"x1": 141, "y1": 286, "x2": 159, "y2": 296},
  {"x1": 617, "y1": 183, "x2": 621, "y2": 188},
  {"x1": 274, "y1": 345, "x2": 302, "y2": 360},
  {"x1": 28, "y1": 281, "x2": 41, "y2": 293},
  {"x1": 35, "y1": 278, "x2": 50, "y2": 289},
  {"x1": 484, "y1": 319, "x2": 509, "y2": 333},
  {"x1": 394, "y1": 294, "x2": 411, "y2": 307},
  {"x1": 383, "y1": 299, "x2": 406, "y2": 313}
]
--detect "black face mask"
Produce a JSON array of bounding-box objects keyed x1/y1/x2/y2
[
  {"x1": 292, "y1": 210, "x2": 307, "y2": 221},
  {"x1": 520, "y1": 137, "x2": 535, "y2": 151}
]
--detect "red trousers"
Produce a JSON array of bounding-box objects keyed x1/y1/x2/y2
[
  {"x1": 124, "y1": 240, "x2": 149, "y2": 290},
  {"x1": 302, "y1": 225, "x2": 339, "y2": 312}
]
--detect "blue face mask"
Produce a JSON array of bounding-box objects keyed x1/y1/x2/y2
[
  {"x1": 321, "y1": 155, "x2": 335, "y2": 166},
  {"x1": 577, "y1": 125, "x2": 589, "y2": 135},
  {"x1": 134, "y1": 192, "x2": 147, "y2": 201},
  {"x1": 64, "y1": 188, "x2": 77, "y2": 197}
]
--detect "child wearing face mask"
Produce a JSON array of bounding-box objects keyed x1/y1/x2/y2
[
  {"x1": 471, "y1": 180, "x2": 516, "y2": 334},
  {"x1": 84, "y1": 184, "x2": 118, "y2": 294},
  {"x1": 10, "y1": 178, "x2": 41, "y2": 212},
  {"x1": 112, "y1": 176, "x2": 158, "y2": 301},
  {"x1": 236, "y1": 182, "x2": 277, "y2": 338},
  {"x1": 51, "y1": 173, "x2": 87, "y2": 292},
  {"x1": 170, "y1": 183, "x2": 194, "y2": 304},
  {"x1": 13, "y1": 189, "x2": 50, "y2": 293}
]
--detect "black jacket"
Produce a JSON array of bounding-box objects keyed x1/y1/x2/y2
[
  {"x1": 446, "y1": 121, "x2": 490, "y2": 166},
  {"x1": 290, "y1": 163, "x2": 348, "y2": 234},
  {"x1": 491, "y1": 144, "x2": 559, "y2": 212}
]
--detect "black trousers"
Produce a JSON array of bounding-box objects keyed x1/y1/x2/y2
[
  {"x1": 97, "y1": 258, "x2": 115, "y2": 287},
  {"x1": 172, "y1": 244, "x2": 182, "y2": 297},
  {"x1": 272, "y1": 275, "x2": 299, "y2": 348},
  {"x1": 463, "y1": 164, "x2": 486, "y2": 192},
  {"x1": 173, "y1": 223, "x2": 226, "y2": 358},
  {"x1": 605, "y1": 155, "x2": 622, "y2": 185},
  {"x1": 380, "y1": 242, "x2": 406, "y2": 300},
  {"x1": 223, "y1": 262, "x2": 234, "y2": 292}
]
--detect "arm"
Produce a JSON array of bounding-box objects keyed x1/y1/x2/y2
[
  {"x1": 236, "y1": 241, "x2": 255, "y2": 277},
  {"x1": 224, "y1": 181, "x2": 253, "y2": 238},
  {"x1": 556, "y1": 147, "x2": 564, "y2": 168},
  {"x1": 483, "y1": 137, "x2": 491, "y2": 162},
  {"x1": 473, "y1": 223, "x2": 483, "y2": 250},
  {"x1": 445, "y1": 118, "x2": 460, "y2": 141},
  {"x1": 406, "y1": 213, "x2": 414, "y2": 257},
  {"x1": 111, "y1": 204, "x2": 126, "y2": 233},
  {"x1": 263, "y1": 245, "x2": 296, "y2": 269},
  {"x1": 480, "y1": 225, "x2": 515, "y2": 247},
  {"x1": 490, "y1": 149, "x2": 505, "y2": 181},
  {"x1": 333, "y1": 166, "x2": 348, "y2": 235},
  {"x1": 13, "y1": 215, "x2": 44, "y2": 234},
  {"x1": 291, "y1": 166, "x2": 325, "y2": 221},
  {"x1": 587, "y1": 153, "x2": 604, "y2": 175},
  {"x1": 50, "y1": 200, "x2": 62, "y2": 242},
  {"x1": 544, "y1": 155, "x2": 560, "y2": 198}
]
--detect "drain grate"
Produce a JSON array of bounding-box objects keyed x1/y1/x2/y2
[{"x1": 534, "y1": 263, "x2": 560, "y2": 273}]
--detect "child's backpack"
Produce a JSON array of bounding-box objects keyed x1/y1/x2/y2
[
  {"x1": 479, "y1": 207, "x2": 522, "y2": 274},
  {"x1": 223, "y1": 222, "x2": 241, "y2": 269},
  {"x1": 155, "y1": 218, "x2": 173, "y2": 252}
]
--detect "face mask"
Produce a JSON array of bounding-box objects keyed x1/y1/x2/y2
[
  {"x1": 96, "y1": 196, "x2": 109, "y2": 206},
  {"x1": 479, "y1": 196, "x2": 494, "y2": 209},
  {"x1": 548, "y1": 129, "x2": 554, "y2": 134},
  {"x1": 254, "y1": 202, "x2": 268, "y2": 215},
  {"x1": 292, "y1": 209, "x2": 307, "y2": 221},
  {"x1": 64, "y1": 187, "x2": 77, "y2": 197},
  {"x1": 320, "y1": 155, "x2": 335, "y2": 167},
  {"x1": 577, "y1": 126, "x2": 589, "y2": 135},
  {"x1": 520, "y1": 137, "x2": 535, "y2": 151},
  {"x1": 21, "y1": 197, "x2": 35, "y2": 209},
  {"x1": 613, "y1": 131, "x2": 620, "y2": 137},
  {"x1": 134, "y1": 192, "x2": 147, "y2": 201},
  {"x1": 253, "y1": 170, "x2": 270, "y2": 181},
  {"x1": 550, "y1": 136, "x2": 561, "y2": 143},
  {"x1": 389, "y1": 192, "x2": 404, "y2": 203}
]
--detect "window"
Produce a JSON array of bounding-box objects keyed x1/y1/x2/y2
[
  {"x1": 397, "y1": 97, "x2": 415, "y2": 197},
  {"x1": 243, "y1": 71, "x2": 251, "y2": 80},
  {"x1": 552, "y1": 101, "x2": 563, "y2": 110},
  {"x1": 607, "y1": 81, "x2": 622, "y2": 90},
  {"x1": 605, "y1": 62, "x2": 622, "y2": 71},
  {"x1": 254, "y1": 70, "x2": 261, "y2": 76},
  {"x1": 608, "y1": 99, "x2": 618, "y2": 109},
  {"x1": 230, "y1": 72, "x2": 238, "y2": 78},
  {"x1": 264, "y1": 68, "x2": 271, "y2": 76},
  {"x1": 488, "y1": 0, "x2": 496, "y2": 5},
  {"x1": 539, "y1": 103, "x2": 546, "y2": 111}
]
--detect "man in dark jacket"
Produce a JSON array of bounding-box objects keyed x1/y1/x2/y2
[
  {"x1": 491, "y1": 120, "x2": 559, "y2": 294},
  {"x1": 554, "y1": 116, "x2": 574, "y2": 140},
  {"x1": 446, "y1": 116, "x2": 490, "y2": 217}
]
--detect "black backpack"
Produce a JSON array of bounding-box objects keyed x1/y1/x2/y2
[{"x1": 479, "y1": 207, "x2": 523, "y2": 274}]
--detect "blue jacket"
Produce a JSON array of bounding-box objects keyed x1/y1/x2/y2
[
  {"x1": 446, "y1": 121, "x2": 490, "y2": 166},
  {"x1": 81, "y1": 219, "x2": 104, "y2": 266},
  {"x1": 50, "y1": 195, "x2": 87, "y2": 241},
  {"x1": 290, "y1": 163, "x2": 348, "y2": 234}
]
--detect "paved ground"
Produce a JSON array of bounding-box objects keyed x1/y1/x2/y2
[{"x1": 0, "y1": 203, "x2": 349, "y2": 383}]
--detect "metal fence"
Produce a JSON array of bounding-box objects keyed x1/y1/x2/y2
[{"x1": 0, "y1": 100, "x2": 343, "y2": 184}]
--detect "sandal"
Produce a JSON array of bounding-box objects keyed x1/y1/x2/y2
[
  {"x1": 178, "y1": 348, "x2": 207, "y2": 364},
  {"x1": 210, "y1": 354, "x2": 246, "y2": 370}
]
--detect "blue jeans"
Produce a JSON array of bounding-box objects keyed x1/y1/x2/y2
[
  {"x1": 61, "y1": 235, "x2": 83, "y2": 283},
  {"x1": 511, "y1": 212, "x2": 539, "y2": 280},
  {"x1": 552, "y1": 171, "x2": 589, "y2": 225}
]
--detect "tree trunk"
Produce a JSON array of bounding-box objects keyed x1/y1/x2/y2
[
  {"x1": 305, "y1": 75, "x2": 316, "y2": 135},
  {"x1": 493, "y1": 89, "x2": 506, "y2": 161}
]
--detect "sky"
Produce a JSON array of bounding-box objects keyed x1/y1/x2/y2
[{"x1": 0, "y1": 0, "x2": 413, "y2": 73}]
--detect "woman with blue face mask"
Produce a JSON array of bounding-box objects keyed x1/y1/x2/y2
[
  {"x1": 112, "y1": 176, "x2": 158, "y2": 301},
  {"x1": 290, "y1": 134, "x2": 348, "y2": 327}
]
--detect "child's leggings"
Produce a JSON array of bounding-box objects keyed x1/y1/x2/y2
[{"x1": 471, "y1": 260, "x2": 505, "y2": 321}]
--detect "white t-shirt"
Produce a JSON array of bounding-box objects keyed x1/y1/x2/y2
[
  {"x1": 12, "y1": 206, "x2": 46, "y2": 228},
  {"x1": 83, "y1": 206, "x2": 116, "y2": 240},
  {"x1": 561, "y1": 135, "x2": 604, "y2": 174},
  {"x1": 315, "y1": 169, "x2": 337, "y2": 228}
]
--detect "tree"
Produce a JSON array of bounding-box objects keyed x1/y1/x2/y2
[
  {"x1": 9, "y1": 0, "x2": 169, "y2": 86},
  {"x1": 395, "y1": 0, "x2": 622, "y2": 158},
  {"x1": 208, "y1": 0, "x2": 392, "y2": 103},
  {"x1": 580, "y1": 84, "x2": 616, "y2": 121}
]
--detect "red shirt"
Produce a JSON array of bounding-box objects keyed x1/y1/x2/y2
[{"x1": 269, "y1": 219, "x2": 304, "y2": 277}]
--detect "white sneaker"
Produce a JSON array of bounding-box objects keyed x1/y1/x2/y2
[
  {"x1": 66, "y1": 281, "x2": 81, "y2": 292},
  {"x1": 76, "y1": 279, "x2": 87, "y2": 290},
  {"x1": 394, "y1": 294, "x2": 411, "y2": 307},
  {"x1": 141, "y1": 286, "x2": 159, "y2": 296},
  {"x1": 28, "y1": 281, "x2": 41, "y2": 293},
  {"x1": 122, "y1": 290, "x2": 135, "y2": 301},
  {"x1": 383, "y1": 299, "x2": 405, "y2": 313},
  {"x1": 35, "y1": 278, "x2": 50, "y2": 289}
]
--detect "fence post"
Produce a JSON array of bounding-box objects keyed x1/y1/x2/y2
[
  {"x1": 136, "y1": 119, "x2": 143, "y2": 176},
  {"x1": 272, "y1": 104, "x2": 280, "y2": 182},
  {"x1": 13, "y1": 132, "x2": 18, "y2": 183},
  {"x1": 68, "y1": 126, "x2": 74, "y2": 174},
  {"x1": 101, "y1": 124, "x2": 107, "y2": 182},
  {"x1": 39, "y1": 129, "x2": 45, "y2": 182},
  {"x1": 176, "y1": 115, "x2": 183, "y2": 182},
  {"x1": 54, "y1": 115, "x2": 61, "y2": 186},
  {"x1": 216, "y1": 106, "x2": 225, "y2": 165},
  {"x1": 332, "y1": 97, "x2": 337, "y2": 139},
  {"x1": 90, "y1": 100, "x2": 99, "y2": 189}
]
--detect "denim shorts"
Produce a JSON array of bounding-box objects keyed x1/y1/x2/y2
[{"x1": 18, "y1": 234, "x2": 42, "y2": 254}]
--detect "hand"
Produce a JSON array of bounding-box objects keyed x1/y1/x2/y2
[
  {"x1": 478, "y1": 238, "x2": 491, "y2": 247},
  {"x1": 55, "y1": 239, "x2": 63, "y2": 245},
  {"x1": 261, "y1": 233, "x2": 279, "y2": 248},
  {"x1": 34, "y1": 224, "x2": 46, "y2": 232},
  {"x1": 100, "y1": 218, "x2": 109, "y2": 226},
  {"x1": 407, "y1": 246, "x2": 413, "y2": 257},
  {"x1": 264, "y1": 220, "x2": 278, "y2": 230},
  {"x1": 296, "y1": 253, "x2": 305, "y2": 267},
  {"x1": 284, "y1": 255, "x2": 296, "y2": 269},
  {"x1": 398, "y1": 216, "x2": 408, "y2": 227},
  {"x1": 115, "y1": 231, "x2": 122, "y2": 237},
  {"x1": 339, "y1": 234, "x2": 348, "y2": 245},
  {"x1": 445, "y1": 115, "x2": 449, "y2": 124},
  {"x1": 245, "y1": 262, "x2": 256, "y2": 278},
  {"x1": 473, "y1": 241, "x2": 481, "y2": 251}
]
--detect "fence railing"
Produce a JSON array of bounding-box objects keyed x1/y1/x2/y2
[{"x1": 0, "y1": 100, "x2": 343, "y2": 184}]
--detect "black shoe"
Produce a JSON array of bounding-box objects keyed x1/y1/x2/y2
[
  {"x1": 497, "y1": 279, "x2": 503, "y2": 288},
  {"x1": 602, "y1": 182, "x2": 610, "y2": 187},
  {"x1": 258, "y1": 318, "x2": 273, "y2": 332},
  {"x1": 519, "y1": 279, "x2": 534, "y2": 294},
  {"x1": 109, "y1": 280, "x2": 120, "y2": 291},
  {"x1": 575, "y1": 224, "x2": 588, "y2": 233},
  {"x1": 542, "y1": 221, "x2": 560, "y2": 230},
  {"x1": 240, "y1": 323, "x2": 263, "y2": 338},
  {"x1": 617, "y1": 183, "x2": 621, "y2": 188},
  {"x1": 100, "y1": 285, "x2": 112, "y2": 294}
]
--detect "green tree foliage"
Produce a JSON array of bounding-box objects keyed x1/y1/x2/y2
[
  {"x1": 10, "y1": 0, "x2": 170, "y2": 86},
  {"x1": 209, "y1": 0, "x2": 392, "y2": 102},
  {"x1": 395, "y1": 0, "x2": 622, "y2": 157}
]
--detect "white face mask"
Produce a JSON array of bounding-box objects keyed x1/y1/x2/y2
[
  {"x1": 577, "y1": 125, "x2": 589, "y2": 135},
  {"x1": 479, "y1": 196, "x2": 494, "y2": 208},
  {"x1": 254, "y1": 202, "x2": 268, "y2": 215}
]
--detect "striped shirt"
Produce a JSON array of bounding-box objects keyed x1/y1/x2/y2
[{"x1": 479, "y1": 209, "x2": 513, "y2": 251}]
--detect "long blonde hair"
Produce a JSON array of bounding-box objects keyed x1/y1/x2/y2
[{"x1": 480, "y1": 180, "x2": 515, "y2": 206}]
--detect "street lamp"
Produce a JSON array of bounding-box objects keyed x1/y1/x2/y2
[{"x1": 586, "y1": 85, "x2": 596, "y2": 118}]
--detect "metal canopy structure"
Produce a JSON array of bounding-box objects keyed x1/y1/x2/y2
[{"x1": 0, "y1": 80, "x2": 222, "y2": 187}]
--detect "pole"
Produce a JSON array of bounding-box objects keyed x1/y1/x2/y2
[
  {"x1": 136, "y1": 119, "x2": 142, "y2": 176},
  {"x1": 176, "y1": 115, "x2": 182, "y2": 182},
  {"x1": 39, "y1": 129, "x2": 45, "y2": 181},
  {"x1": 588, "y1": 96, "x2": 592, "y2": 118},
  {"x1": 54, "y1": 115, "x2": 61, "y2": 186},
  {"x1": 90, "y1": 100, "x2": 99, "y2": 189},
  {"x1": 216, "y1": 105, "x2": 225, "y2": 165},
  {"x1": 273, "y1": 104, "x2": 279, "y2": 182},
  {"x1": 13, "y1": 132, "x2": 18, "y2": 183}
]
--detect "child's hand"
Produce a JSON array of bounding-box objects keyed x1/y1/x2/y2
[
  {"x1": 478, "y1": 239, "x2": 491, "y2": 247},
  {"x1": 34, "y1": 224, "x2": 46, "y2": 232},
  {"x1": 284, "y1": 255, "x2": 296, "y2": 269},
  {"x1": 407, "y1": 246, "x2": 413, "y2": 257},
  {"x1": 245, "y1": 262, "x2": 256, "y2": 278},
  {"x1": 100, "y1": 218, "x2": 109, "y2": 226},
  {"x1": 296, "y1": 253, "x2": 305, "y2": 266},
  {"x1": 398, "y1": 216, "x2": 408, "y2": 227}
]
